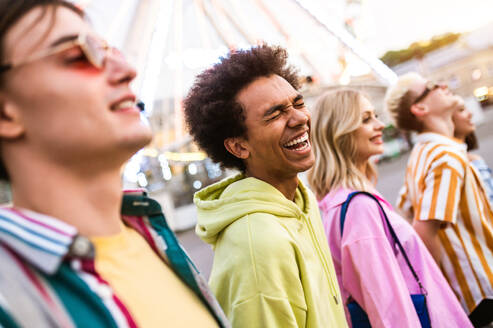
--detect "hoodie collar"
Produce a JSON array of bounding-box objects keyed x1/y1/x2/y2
[
  {"x1": 415, "y1": 132, "x2": 467, "y2": 153},
  {"x1": 197, "y1": 173, "x2": 311, "y2": 213},
  {"x1": 221, "y1": 174, "x2": 311, "y2": 213},
  {"x1": 194, "y1": 173, "x2": 315, "y2": 246}
]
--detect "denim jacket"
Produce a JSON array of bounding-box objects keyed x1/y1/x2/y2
[{"x1": 471, "y1": 157, "x2": 493, "y2": 203}]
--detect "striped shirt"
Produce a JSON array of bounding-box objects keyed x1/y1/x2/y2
[{"x1": 397, "y1": 132, "x2": 493, "y2": 313}]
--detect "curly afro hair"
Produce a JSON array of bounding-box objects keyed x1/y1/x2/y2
[{"x1": 183, "y1": 44, "x2": 300, "y2": 171}]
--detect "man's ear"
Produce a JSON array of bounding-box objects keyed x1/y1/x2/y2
[
  {"x1": 224, "y1": 137, "x2": 250, "y2": 160},
  {"x1": 410, "y1": 103, "x2": 428, "y2": 120},
  {"x1": 0, "y1": 98, "x2": 24, "y2": 139}
]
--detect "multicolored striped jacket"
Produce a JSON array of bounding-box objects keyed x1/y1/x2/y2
[{"x1": 0, "y1": 190, "x2": 230, "y2": 328}]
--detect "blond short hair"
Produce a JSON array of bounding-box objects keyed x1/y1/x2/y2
[
  {"x1": 384, "y1": 72, "x2": 424, "y2": 132},
  {"x1": 308, "y1": 89, "x2": 376, "y2": 198}
]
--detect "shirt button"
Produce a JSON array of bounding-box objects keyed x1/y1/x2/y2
[{"x1": 71, "y1": 236, "x2": 93, "y2": 257}]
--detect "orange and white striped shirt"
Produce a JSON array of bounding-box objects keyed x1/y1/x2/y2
[{"x1": 398, "y1": 132, "x2": 493, "y2": 313}]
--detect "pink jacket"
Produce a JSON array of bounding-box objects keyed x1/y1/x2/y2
[{"x1": 319, "y1": 187, "x2": 472, "y2": 328}]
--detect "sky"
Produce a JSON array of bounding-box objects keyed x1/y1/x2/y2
[
  {"x1": 80, "y1": 0, "x2": 493, "y2": 56},
  {"x1": 365, "y1": 0, "x2": 493, "y2": 55}
]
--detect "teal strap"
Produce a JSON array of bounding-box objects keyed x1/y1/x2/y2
[
  {"x1": 47, "y1": 264, "x2": 119, "y2": 328},
  {"x1": 122, "y1": 195, "x2": 226, "y2": 327},
  {"x1": 150, "y1": 212, "x2": 200, "y2": 294},
  {"x1": 121, "y1": 195, "x2": 198, "y2": 289},
  {"x1": 0, "y1": 305, "x2": 20, "y2": 328}
]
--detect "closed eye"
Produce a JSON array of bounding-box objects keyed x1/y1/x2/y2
[
  {"x1": 63, "y1": 47, "x2": 89, "y2": 64},
  {"x1": 266, "y1": 110, "x2": 282, "y2": 121},
  {"x1": 65, "y1": 54, "x2": 87, "y2": 63}
]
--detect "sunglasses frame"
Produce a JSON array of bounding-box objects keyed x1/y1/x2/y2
[
  {"x1": 412, "y1": 81, "x2": 441, "y2": 105},
  {"x1": 0, "y1": 32, "x2": 109, "y2": 73}
]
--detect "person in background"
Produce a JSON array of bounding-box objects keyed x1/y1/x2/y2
[
  {"x1": 308, "y1": 88, "x2": 471, "y2": 328},
  {"x1": 0, "y1": 1, "x2": 228, "y2": 327},
  {"x1": 183, "y1": 45, "x2": 348, "y2": 328},
  {"x1": 452, "y1": 106, "x2": 493, "y2": 203},
  {"x1": 385, "y1": 72, "x2": 493, "y2": 327}
]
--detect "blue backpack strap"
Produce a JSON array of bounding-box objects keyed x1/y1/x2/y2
[
  {"x1": 340, "y1": 191, "x2": 368, "y2": 235},
  {"x1": 339, "y1": 191, "x2": 427, "y2": 296}
]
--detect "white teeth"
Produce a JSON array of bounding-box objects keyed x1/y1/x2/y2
[
  {"x1": 284, "y1": 132, "x2": 308, "y2": 147},
  {"x1": 113, "y1": 100, "x2": 135, "y2": 110},
  {"x1": 292, "y1": 141, "x2": 309, "y2": 151}
]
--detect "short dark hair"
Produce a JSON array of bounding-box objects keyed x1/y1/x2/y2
[
  {"x1": 465, "y1": 131, "x2": 478, "y2": 151},
  {"x1": 0, "y1": 0, "x2": 83, "y2": 181},
  {"x1": 183, "y1": 45, "x2": 300, "y2": 171},
  {"x1": 395, "y1": 90, "x2": 425, "y2": 132}
]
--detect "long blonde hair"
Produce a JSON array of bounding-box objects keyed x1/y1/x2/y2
[{"x1": 308, "y1": 89, "x2": 377, "y2": 199}]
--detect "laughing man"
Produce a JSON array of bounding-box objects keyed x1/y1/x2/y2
[{"x1": 183, "y1": 45, "x2": 347, "y2": 328}]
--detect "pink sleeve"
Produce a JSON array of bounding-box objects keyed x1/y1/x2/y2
[{"x1": 340, "y1": 197, "x2": 421, "y2": 328}]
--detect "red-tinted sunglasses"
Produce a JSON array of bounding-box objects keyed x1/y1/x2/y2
[{"x1": 0, "y1": 32, "x2": 119, "y2": 73}]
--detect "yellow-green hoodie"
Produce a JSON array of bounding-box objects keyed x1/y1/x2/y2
[{"x1": 194, "y1": 173, "x2": 348, "y2": 328}]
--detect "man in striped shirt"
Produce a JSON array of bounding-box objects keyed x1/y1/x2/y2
[
  {"x1": 385, "y1": 72, "x2": 493, "y2": 327},
  {"x1": 0, "y1": 1, "x2": 228, "y2": 327}
]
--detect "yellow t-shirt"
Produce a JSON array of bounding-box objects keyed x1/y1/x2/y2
[{"x1": 91, "y1": 225, "x2": 218, "y2": 328}]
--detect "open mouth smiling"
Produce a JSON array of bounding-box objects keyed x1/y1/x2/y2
[
  {"x1": 283, "y1": 132, "x2": 310, "y2": 151},
  {"x1": 111, "y1": 100, "x2": 136, "y2": 111},
  {"x1": 370, "y1": 134, "x2": 383, "y2": 144},
  {"x1": 110, "y1": 94, "x2": 138, "y2": 112}
]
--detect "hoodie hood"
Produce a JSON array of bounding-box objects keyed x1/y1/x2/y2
[{"x1": 194, "y1": 173, "x2": 312, "y2": 245}]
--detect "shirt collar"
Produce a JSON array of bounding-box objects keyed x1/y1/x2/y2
[
  {"x1": 415, "y1": 132, "x2": 467, "y2": 152},
  {"x1": 0, "y1": 189, "x2": 148, "y2": 274},
  {"x1": 0, "y1": 207, "x2": 77, "y2": 274}
]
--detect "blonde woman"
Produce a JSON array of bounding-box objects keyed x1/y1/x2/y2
[{"x1": 308, "y1": 89, "x2": 471, "y2": 328}]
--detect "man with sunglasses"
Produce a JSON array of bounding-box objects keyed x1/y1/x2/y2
[
  {"x1": 0, "y1": 1, "x2": 228, "y2": 327},
  {"x1": 385, "y1": 72, "x2": 493, "y2": 327}
]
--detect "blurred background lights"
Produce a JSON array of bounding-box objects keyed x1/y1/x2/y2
[
  {"x1": 137, "y1": 172, "x2": 148, "y2": 187},
  {"x1": 193, "y1": 180, "x2": 203, "y2": 190},
  {"x1": 158, "y1": 154, "x2": 173, "y2": 181},
  {"x1": 472, "y1": 68, "x2": 482, "y2": 81},
  {"x1": 474, "y1": 86, "x2": 489, "y2": 101},
  {"x1": 123, "y1": 153, "x2": 143, "y2": 183},
  {"x1": 187, "y1": 163, "x2": 198, "y2": 175},
  {"x1": 162, "y1": 168, "x2": 172, "y2": 181}
]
